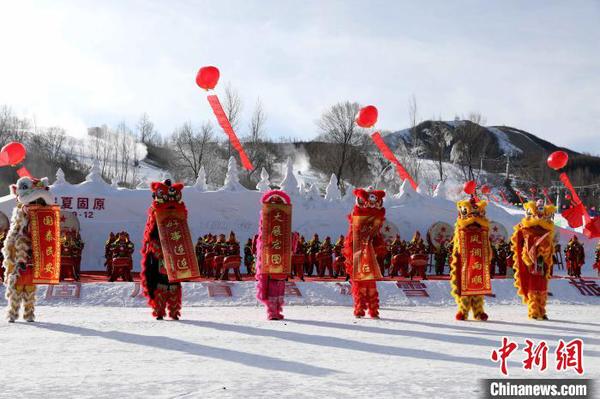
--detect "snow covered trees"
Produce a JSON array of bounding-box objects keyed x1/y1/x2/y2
[
  {"x1": 194, "y1": 166, "x2": 208, "y2": 192},
  {"x1": 279, "y1": 158, "x2": 300, "y2": 195},
  {"x1": 220, "y1": 156, "x2": 247, "y2": 192},
  {"x1": 324, "y1": 174, "x2": 342, "y2": 201},
  {"x1": 256, "y1": 167, "x2": 271, "y2": 192}
]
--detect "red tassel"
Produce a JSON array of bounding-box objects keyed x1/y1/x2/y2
[
  {"x1": 562, "y1": 203, "x2": 585, "y2": 229},
  {"x1": 206, "y1": 94, "x2": 254, "y2": 171},
  {"x1": 559, "y1": 172, "x2": 591, "y2": 223},
  {"x1": 16, "y1": 166, "x2": 32, "y2": 178},
  {"x1": 583, "y1": 217, "x2": 600, "y2": 239},
  {"x1": 371, "y1": 132, "x2": 418, "y2": 190}
]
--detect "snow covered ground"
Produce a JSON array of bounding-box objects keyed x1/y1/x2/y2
[{"x1": 1, "y1": 305, "x2": 597, "y2": 399}]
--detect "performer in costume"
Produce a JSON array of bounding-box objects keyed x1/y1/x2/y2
[
  {"x1": 109, "y1": 231, "x2": 134, "y2": 282},
  {"x1": 449, "y1": 194, "x2": 493, "y2": 321},
  {"x1": 104, "y1": 232, "x2": 115, "y2": 277},
  {"x1": 433, "y1": 240, "x2": 449, "y2": 276},
  {"x1": 317, "y1": 236, "x2": 334, "y2": 278},
  {"x1": 243, "y1": 238, "x2": 255, "y2": 276},
  {"x1": 511, "y1": 200, "x2": 556, "y2": 320},
  {"x1": 333, "y1": 235, "x2": 346, "y2": 278},
  {"x1": 291, "y1": 232, "x2": 305, "y2": 281},
  {"x1": 255, "y1": 190, "x2": 293, "y2": 320},
  {"x1": 140, "y1": 179, "x2": 200, "y2": 320},
  {"x1": 408, "y1": 231, "x2": 428, "y2": 280},
  {"x1": 564, "y1": 235, "x2": 585, "y2": 278},
  {"x1": 594, "y1": 241, "x2": 600, "y2": 277},
  {"x1": 3, "y1": 176, "x2": 61, "y2": 322},
  {"x1": 390, "y1": 238, "x2": 410, "y2": 278},
  {"x1": 343, "y1": 187, "x2": 386, "y2": 319}
]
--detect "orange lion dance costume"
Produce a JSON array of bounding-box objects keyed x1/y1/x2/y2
[
  {"x1": 140, "y1": 179, "x2": 200, "y2": 320},
  {"x1": 450, "y1": 196, "x2": 492, "y2": 321},
  {"x1": 511, "y1": 200, "x2": 556, "y2": 320},
  {"x1": 343, "y1": 188, "x2": 386, "y2": 319}
]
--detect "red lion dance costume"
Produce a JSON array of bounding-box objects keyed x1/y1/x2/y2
[
  {"x1": 141, "y1": 179, "x2": 200, "y2": 320},
  {"x1": 256, "y1": 190, "x2": 292, "y2": 320},
  {"x1": 450, "y1": 196, "x2": 492, "y2": 321},
  {"x1": 3, "y1": 176, "x2": 61, "y2": 322},
  {"x1": 511, "y1": 200, "x2": 556, "y2": 320},
  {"x1": 343, "y1": 188, "x2": 386, "y2": 319}
]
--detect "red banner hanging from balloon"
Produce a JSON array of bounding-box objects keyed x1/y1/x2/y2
[
  {"x1": 559, "y1": 172, "x2": 591, "y2": 225},
  {"x1": 371, "y1": 132, "x2": 418, "y2": 190},
  {"x1": 17, "y1": 166, "x2": 32, "y2": 178},
  {"x1": 206, "y1": 94, "x2": 254, "y2": 171}
]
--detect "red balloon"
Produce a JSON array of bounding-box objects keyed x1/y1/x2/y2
[
  {"x1": 195, "y1": 66, "x2": 220, "y2": 90},
  {"x1": 0, "y1": 142, "x2": 26, "y2": 166},
  {"x1": 481, "y1": 184, "x2": 491, "y2": 195},
  {"x1": 356, "y1": 105, "x2": 378, "y2": 128},
  {"x1": 463, "y1": 180, "x2": 476, "y2": 195},
  {"x1": 547, "y1": 151, "x2": 568, "y2": 170}
]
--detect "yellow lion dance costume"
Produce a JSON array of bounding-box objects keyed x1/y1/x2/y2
[
  {"x1": 2, "y1": 176, "x2": 59, "y2": 322},
  {"x1": 450, "y1": 197, "x2": 493, "y2": 321},
  {"x1": 511, "y1": 200, "x2": 556, "y2": 320}
]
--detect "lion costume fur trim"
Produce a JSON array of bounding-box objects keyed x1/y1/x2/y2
[
  {"x1": 449, "y1": 198, "x2": 491, "y2": 304},
  {"x1": 511, "y1": 201, "x2": 555, "y2": 304},
  {"x1": 2, "y1": 204, "x2": 31, "y2": 297}
]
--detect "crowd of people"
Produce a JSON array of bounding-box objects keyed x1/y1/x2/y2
[
  {"x1": 104, "y1": 231, "x2": 135, "y2": 282},
  {"x1": 195, "y1": 232, "x2": 244, "y2": 280},
  {"x1": 40, "y1": 228, "x2": 600, "y2": 283},
  {"x1": 184, "y1": 229, "x2": 598, "y2": 281}
]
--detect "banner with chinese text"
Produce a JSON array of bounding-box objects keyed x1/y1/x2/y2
[
  {"x1": 260, "y1": 202, "x2": 292, "y2": 277},
  {"x1": 29, "y1": 205, "x2": 61, "y2": 285},
  {"x1": 155, "y1": 208, "x2": 200, "y2": 282},
  {"x1": 458, "y1": 226, "x2": 492, "y2": 295},
  {"x1": 351, "y1": 215, "x2": 384, "y2": 281}
]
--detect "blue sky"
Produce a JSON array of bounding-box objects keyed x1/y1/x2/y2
[{"x1": 0, "y1": 0, "x2": 598, "y2": 153}]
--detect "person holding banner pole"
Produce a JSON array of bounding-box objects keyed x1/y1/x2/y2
[
  {"x1": 140, "y1": 179, "x2": 200, "y2": 320},
  {"x1": 3, "y1": 176, "x2": 61, "y2": 322},
  {"x1": 255, "y1": 190, "x2": 293, "y2": 320},
  {"x1": 343, "y1": 187, "x2": 386, "y2": 319}
]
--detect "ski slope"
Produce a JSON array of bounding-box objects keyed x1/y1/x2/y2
[{"x1": 1, "y1": 305, "x2": 597, "y2": 399}]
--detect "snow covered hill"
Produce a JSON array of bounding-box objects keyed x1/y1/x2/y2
[{"x1": 382, "y1": 120, "x2": 571, "y2": 158}]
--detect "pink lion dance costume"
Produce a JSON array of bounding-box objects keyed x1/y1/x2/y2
[
  {"x1": 140, "y1": 179, "x2": 200, "y2": 320},
  {"x1": 256, "y1": 190, "x2": 293, "y2": 320},
  {"x1": 343, "y1": 188, "x2": 386, "y2": 318}
]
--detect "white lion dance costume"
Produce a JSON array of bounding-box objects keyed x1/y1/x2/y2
[{"x1": 2, "y1": 176, "x2": 61, "y2": 322}]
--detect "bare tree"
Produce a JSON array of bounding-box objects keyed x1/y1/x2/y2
[
  {"x1": 170, "y1": 121, "x2": 215, "y2": 180},
  {"x1": 222, "y1": 83, "x2": 243, "y2": 157},
  {"x1": 0, "y1": 105, "x2": 30, "y2": 146},
  {"x1": 422, "y1": 121, "x2": 452, "y2": 181},
  {"x1": 450, "y1": 113, "x2": 491, "y2": 180},
  {"x1": 241, "y1": 99, "x2": 273, "y2": 186},
  {"x1": 136, "y1": 113, "x2": 157, "y2": 144},
  {"x1": 317, "y1": 101, "x2": 367, "y2": 188}
]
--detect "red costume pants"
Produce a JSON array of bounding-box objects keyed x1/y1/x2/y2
[
  {"x1": 257, "y1": 275, "x2": 285, "y2": 320},
  {"x1": 352, "y1": 280, "x2": 380, "y2": 318},
  {"x1": 152, "y1": 284, "x2": 182, "y2": 320}
]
